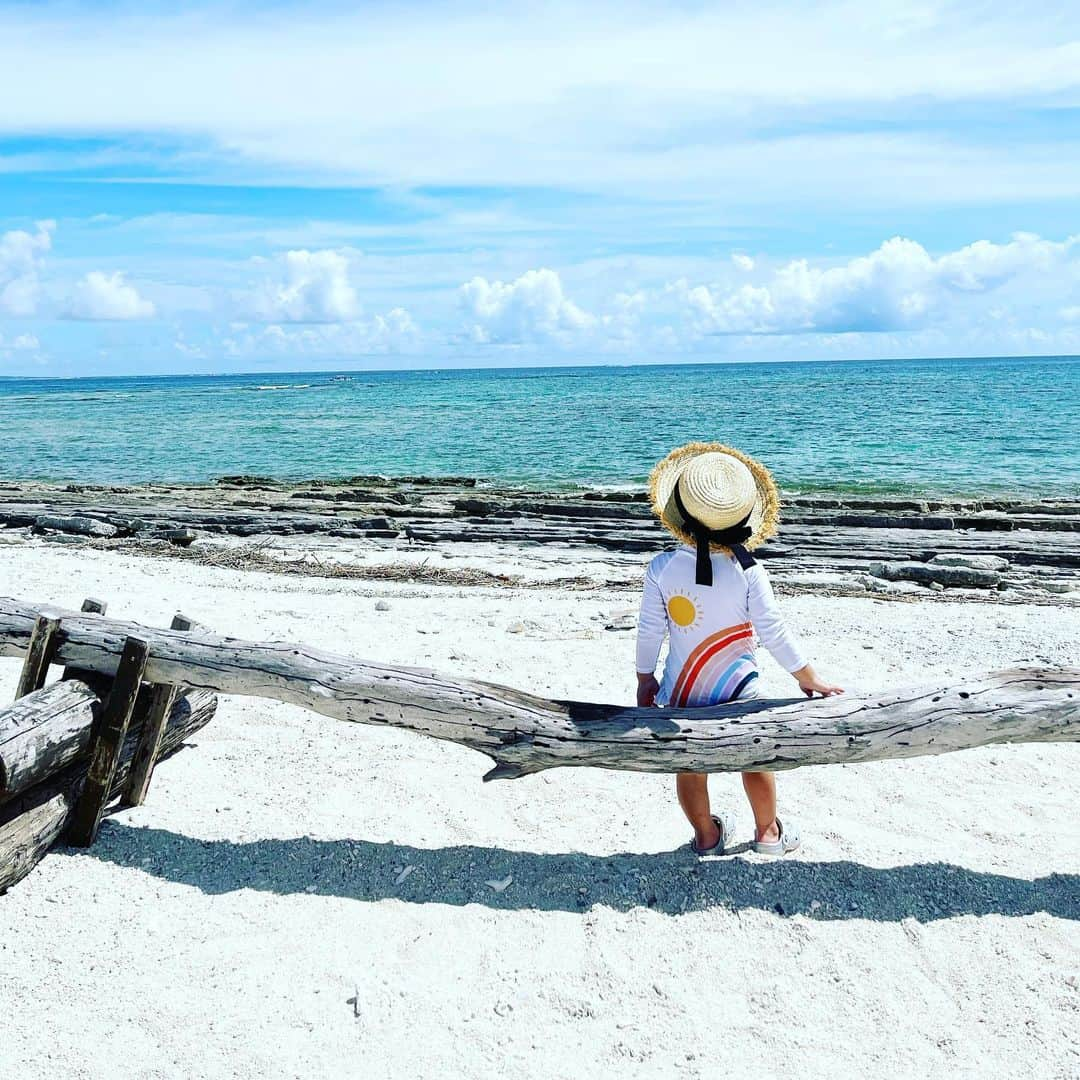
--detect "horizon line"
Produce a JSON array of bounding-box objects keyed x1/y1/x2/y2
[{"x1": 2, "y1": 352, "x2": 1078, "y2": 383}]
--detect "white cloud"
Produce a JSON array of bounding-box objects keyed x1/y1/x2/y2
[
  {"x1": 460, "y1": 268, "x2": 594, "y2": 344},
  {"x1": 0, "y1": 221, "x2": 53, "y2": 316},
  {"x1": 666, "y1": 233, "x2": 1078, "y2": 336},
  {"x1": 223, "y1": 307, "x2": 419, "y2": 357},
  {"x1": 732, "y1": 254, "x2": 755, "y2": 272},
  {"x1": 249, "y1": 249, "x2": 359, "y2": 322},
  {"x1": 0, "y1": 331, "x2": 40, "y2": 353},
  {"x1": 1059, "y1": 305, "x2": 1080, "y2": 322},
  {"x1": 66, "y1": 271, "x2": 156, "y2": 320},
  {"x1": 3, "y1": 5, "x2": 1080, "y2": 205}
]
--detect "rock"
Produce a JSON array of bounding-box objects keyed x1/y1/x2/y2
[
  {"x1": 928, "y1": 581, "x2": 945, "y2": 592},
  {"x1": 375, "y1": 600, "x2": 391, "y2": 612},
  {"x1": 869, "y1": 561, "x2": 1001, "y2": 589},
  {"x1": 929, "y1": 553, "x2": 1009, "y2": 572},
  {"x1": 604, "y1": 610, "x2": 637, "y2": 632},
  {"x1": 836, "y1": 513, "x2": 954, "y2": 530},
  {"x1": 33, "y1": 514, "x2": 119, "y2": 538},
  {"x1": 453, "y1": 498, "x2": 498, "y2": 517},
  {"x1": 164, "y1": 527, "x2": 197, "y2": 547},
  {"x1": 506, "y1": 621, "x2": 526, "y2": 634},
  {"x1": 1043, "y1": 581, "x2": 1079, "y2": 594}
]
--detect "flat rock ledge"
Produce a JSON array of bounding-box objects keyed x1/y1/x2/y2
[{"x1": 0, "y1": 477, "x2": 1077, "y2": 603}]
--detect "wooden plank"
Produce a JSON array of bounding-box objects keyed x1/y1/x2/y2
[
  {"x1": 0, "y1": 597, "x2": 1076, "y2": 783},
  {"x1": 120, "y1": 683, "x2": 178, "y2": 808},
  {"x1": 67, "y1": 636, "x2": 149, "y2": 846},
  {"x1": 14, "y1": 616, "x2": 60, "y2": 700},
  {"x1": 0, "y1": 679, "x2": 102, "y2": 799}
]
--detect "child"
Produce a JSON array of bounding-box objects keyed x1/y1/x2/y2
[{"x1": 636, "y1": 442, "x2": 842, "y2": 856}]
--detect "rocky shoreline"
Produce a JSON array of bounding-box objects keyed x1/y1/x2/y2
[{"x1": 1, "y1": 476, "x2": 1078, "y2": 604}]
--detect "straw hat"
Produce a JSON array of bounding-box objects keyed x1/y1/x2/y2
[{"x1": 648, "y1": 441, "x2": 780, "y2": 554}]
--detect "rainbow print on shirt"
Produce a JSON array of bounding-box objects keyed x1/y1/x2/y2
[{"x1": 669, "y1": 621, "x2": 757, "y2": 707}]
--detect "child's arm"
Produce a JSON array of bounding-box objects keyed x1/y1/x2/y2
[
  {"x1": 635, "y1": 561, "x2": 667, "y2": 706},
  {"x1": 746, "y1": 563, "x2": 843, "y2": 697}
]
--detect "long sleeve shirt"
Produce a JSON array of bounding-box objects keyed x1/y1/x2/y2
[{"x1": 636, "y1": 545, "x2": 807, "y2": 707}]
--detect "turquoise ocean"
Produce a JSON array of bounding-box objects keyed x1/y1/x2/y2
[{"x1": 1, "y1": 356, "x2": 1078, "y2": 497}]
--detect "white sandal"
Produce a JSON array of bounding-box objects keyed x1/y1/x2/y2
[
  {"x1": 690, "y1": 812, "x2": 735, "y2": 857},
  {"x1": 752, "y1": 817, "x2": 801, "y2": 856}
]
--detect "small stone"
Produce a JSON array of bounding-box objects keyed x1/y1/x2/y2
[
  {"x1": 604, "y1": 611, "x2": 637, "y2": 632},
  {"x1": 928, "y1": 581, "x2": 945, "y2": 592},
  {"x1": 930, "y1": 553, "x2": 1009, "y2": 572},
  {"x1": 164, "y1": 527, "x2": 197, "y2": 547},
  {"x1": 506, "y1": 621, "x2": 525, "y2": 634},
  {"x1": 375, "y1": 600, "x2": 391, "y2": 612}
]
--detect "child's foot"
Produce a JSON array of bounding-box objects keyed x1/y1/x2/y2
[
  {"x1": 690, "y1": 813, "x2": 734, "y2": 856},
  {"x1": 753, "y1": 817, "x2": 800, "y2": 856}
]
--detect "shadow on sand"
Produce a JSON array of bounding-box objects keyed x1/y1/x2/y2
[{"x1": 61, "y1": 821, "x2": 1079, "y2": 923}]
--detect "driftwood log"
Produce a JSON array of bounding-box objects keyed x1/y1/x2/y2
[
  {"x1": 1, "y1": 597, "x2": 1076, "y2": 781},
  {"x1": 0, "y1": 687, "x2": 217, "y2": 892},
  {"x1": 0, "y1": 678, "x2": 103, "y2": 798}
]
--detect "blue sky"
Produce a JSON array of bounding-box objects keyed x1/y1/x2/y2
[{"x1": 1, "y1": 1, "x2": 1079, "y2": 376}]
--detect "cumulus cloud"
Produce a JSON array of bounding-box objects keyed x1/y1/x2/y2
[
  {"x1": 732, "y1": 254, "x2": 755, "y2": 272},
  {"x1": 66, "y1": 271, "x2": 156, "y2": 320},
  {"x1": 249, "y1": 249, "x2": 359, "y2": 322},
  {"x1": 669, "y1": 233, "x2": 1077, "y2": 336},
  {"x1": 459, "y1": 268, "x2": 594, "y2": 344},
  {"x1": 0, "y1": 221, "x2": 53, "y2": 316}
]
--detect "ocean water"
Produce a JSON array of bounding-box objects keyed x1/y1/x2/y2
[{"x1": 1, "y1": 356, "x2": 1078, "y2": 496}]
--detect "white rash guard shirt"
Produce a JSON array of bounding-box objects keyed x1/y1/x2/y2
[{"x1": 636, "y1": 545, "x2": 808, "y2": 707}]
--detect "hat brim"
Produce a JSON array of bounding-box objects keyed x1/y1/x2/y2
[{"x1": 648, "y1": 441, "x2": 780, "y2": 552}]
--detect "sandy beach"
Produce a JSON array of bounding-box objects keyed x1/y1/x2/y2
[{"x1": 1, "y1": 522, "x2": 1077, "y2": 1080}]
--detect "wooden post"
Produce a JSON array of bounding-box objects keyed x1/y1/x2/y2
[
  {"x1": 67, "y1": 636, "x2": 149, "y2": 846},
  {"x1": 120, "y1": 683, "x2": 178, "y2": 808},
  {"x1": 119, "y1": 611, "x2": 200, "y2": 807},
  {"x1": 15, "y1": 616, "x2": 60, "y2": 700}
]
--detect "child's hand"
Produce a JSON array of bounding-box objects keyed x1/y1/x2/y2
[
  {"x1": 792, "y1": 664, "x2": 844, "y2": 698},
  {"x1": 637, "y1": 673, "x2": 660, "y2": 707}
]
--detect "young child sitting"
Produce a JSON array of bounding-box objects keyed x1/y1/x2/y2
[{"x1": 636, "y1": 442, "x2": 843, "y2": 856}]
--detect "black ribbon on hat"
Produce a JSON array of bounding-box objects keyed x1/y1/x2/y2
[{"x1": 672, "y1": 479, "x2": 755, "y2": 586}]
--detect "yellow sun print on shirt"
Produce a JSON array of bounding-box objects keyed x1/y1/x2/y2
[{"x1": 667, "y1": 594, "x2": 701, "y2": 630}]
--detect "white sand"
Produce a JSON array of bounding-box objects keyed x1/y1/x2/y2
[{"x1": 1, "y1": 540, "x2": 1078, "y2": 1080}]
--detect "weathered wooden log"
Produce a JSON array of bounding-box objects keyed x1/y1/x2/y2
[
  {"x1": 0, "y1": 678, "x2": 103, "y2": 799},
  {"x1": 0, "y1": 598, "x2": 1076, "y2": 781},
  {"x1": 0, "y1": 688, "x2": 217, "y2": 893}
]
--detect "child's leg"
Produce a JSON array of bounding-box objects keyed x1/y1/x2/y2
[
  {"x1": 741, "y1": 771, "x2": 780, "y2": 844},
  {"x1": 676, "y1": 773, "x2": 721, "y2": 849}
]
